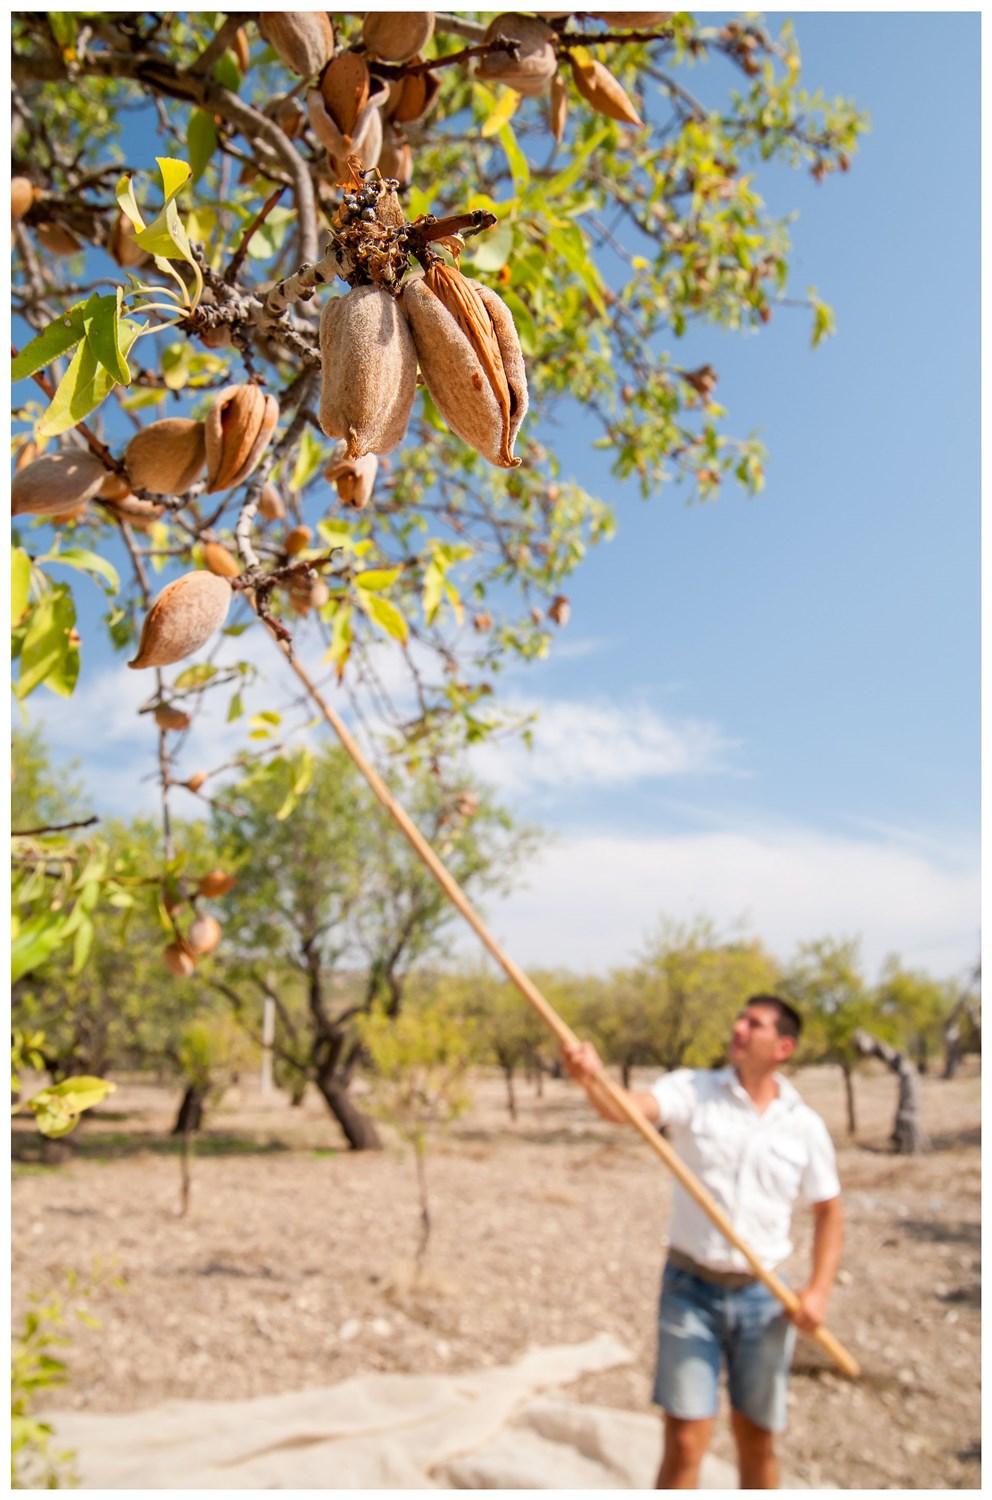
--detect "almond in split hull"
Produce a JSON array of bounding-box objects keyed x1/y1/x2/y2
[
  {"x1": 403, "y1": 268, "x2": 528, "y2": 468},
  {"x1": 568, "y1": 54, "x2": 643, "y2": 127},
  {"x1": 205, "y1": 385, "x2": 280, "y2": 493},
  {"x1": 362, "y1": 11, "x2": 435, "y2": 64},
  {"x1": 319, "y1": 286, "x2": 417, "y2": 459},
  {"x1": 128, "y1": 571, "x2": 233, "y2": 669},
  {"x1": 325, "y1": 452, "x2": 379, "y2": 510},
  {"x1": 11, "y1": 177, "x2": 34, "y2": 223},
  {"x1": 258, "y1": 11, "x2": 335, "y2": 77},
  {"x1": 12, "y1": 450, "x2": 108, "y2": 517},
  {"x1": 125, "y1": 418, "x2": 207, "y2": 495}
]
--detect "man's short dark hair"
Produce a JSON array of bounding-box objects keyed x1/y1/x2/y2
[{"x1": 746, "y1": 994, "x2": 803, "y2": 1041}]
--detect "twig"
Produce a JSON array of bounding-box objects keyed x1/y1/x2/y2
[
  {"x1": 12, "y1": 816, "x2": 100, "y2": 837},
  {"x1": 224, "y1": 184, "x2": 286, "y2": 285}
]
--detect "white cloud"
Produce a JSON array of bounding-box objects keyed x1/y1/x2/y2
[
  {"x1": 464, "y1": 823, "x2": 979, "y2": 983},
  {"x1": 469, "y1": 695, "x2": 738, "y2": 795}
]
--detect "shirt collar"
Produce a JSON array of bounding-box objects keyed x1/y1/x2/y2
[{"x1": 719, "y1": 1066, "x2": 801, "y2": 1111}]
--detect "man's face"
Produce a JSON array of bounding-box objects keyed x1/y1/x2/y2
[{"x1": 729, "y1": 1003, "x2": 794, "y2": 1070}]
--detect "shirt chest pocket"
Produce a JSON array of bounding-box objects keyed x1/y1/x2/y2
[{"x1": 755, "y1": 1135, "x2": 808, "y2": 1202}]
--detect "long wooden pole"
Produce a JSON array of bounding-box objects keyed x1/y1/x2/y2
[{"x1": 278, "y1": 642, "x2": 860, "y2": 1380}]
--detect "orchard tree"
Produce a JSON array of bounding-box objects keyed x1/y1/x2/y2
[
  {"x1": 11, "y1": 13, "x2": 863, "y2": 1112},
  {"x1": 209, "y1": 745, "x2": 535, "y2": 1147}
]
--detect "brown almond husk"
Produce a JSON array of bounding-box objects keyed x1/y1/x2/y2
[
  {"x1": 204, "y1": 386, "x2": 280, "y2": 493},
  {"x1": 103, "y1": 494, "x2": 165, "y2": 532},
  {"x1": 202, "y1": 542, "x2": 241, "y2": 579},
  {"x1": 320, "y1": 50, "x2": 370, "y2": 134},
  {"x1": 232, "y1": 25, "x2": 251, "y2": 71},
  {"x1": 319, "y1": 286, "x2": 418, "y2": 459},
  {"x1": 476, "y1": 15, "x2": 557, "y2": 97},
  {"x1": 257, "y1": 483, "x2": 286, "y2": 521},
  {"x1": 325, "y1": 451, "x2": 379, "y2": 510},
  {"x1": 403, "y1": 267, "x2": 528, "y2": 468},
  {"x1": 36, "y1": 222, "x2": 83, "y2": 256},
  {"x1": 568, "y1": 53, "x2": 642, "y2": 126},
  {"x1": 258, "y1": 12, "x2": 335, "y2": 77},
  {"x1": 11, "y1": 177, "x2": 34, "y2": 223},
  {"x1": 163, "y1": 942, "x2": 196, "y2": 978},
  {"x1": 154, "y1": 703, "x2": 191, "y2": 732},
  {"x1": 592, "y1": 12, "x2": 673, "y2": 24},
  {"x1": 549, "y1": 71, "x2": 568, "y2": 141},
  {"x1": 128, "y1": 571, "x2": 233, "y2": 670},
  {"x1": 109, "y1": 212, "x2": 151, "y2": 269},
  {"x1": 199, "y1": 869, "x2": 237, "y2": 898},
  {"x1": 97, "y1": 470, "x2": 132, "y2": 502},
  {"x1": 386, "y1": 55, "x2": 441, "y2": 124},
  {"x1": 548, "y1": 594, "x2": 570, "y2": 625},
  {"x1": 284, "y1": 525, "x2": 313, "y2": 557},
  {"x1": 362, "y1": 11, "x2": 435, "y2": 64},
  {"x1": 125, "y1": 418, "x2": 207, "y2": 495},
  {"x1": 187, "y1": 915, "x2": 222, "y2": 955},
  {"x1": 12, "y1": 450, "x2": 108, "y2": 517},
  {"x1": 308, "y1": 84, "x2": 385, "y2": 175},
  {"x1": 378, "y1": 122, "x2": 413, "y2": 189}
]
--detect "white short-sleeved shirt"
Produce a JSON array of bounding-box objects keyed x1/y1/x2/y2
[{"x1": 649, "y1": 1067, "x2": 841, "y2": 1273}]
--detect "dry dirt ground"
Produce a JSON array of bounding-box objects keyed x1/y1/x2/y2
[{"x1": 12, "y1": 1061, "x2": 981, "y2": 1490}]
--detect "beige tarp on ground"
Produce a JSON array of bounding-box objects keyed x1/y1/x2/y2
[{"x1": 47, "y1": 1335, "x2": 752, "y2": 1489}]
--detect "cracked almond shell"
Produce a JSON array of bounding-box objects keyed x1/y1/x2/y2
[
  {"x1": 125, "y1": 418, "x2": 206, "y2": 495},
  {"x1": 128, "y1": 570, "x2": 233, "y2": 670},
  {"x1": 205, "y1": 385, "x2": 280, "y2": 493},
  {"x1": 12, "y1": 450, "x2": 108, "y2": 517},
  {"x1": 403, "y1": 271, "x2": 528, "y2": 468},
  {"x1": 319, "y1": 286, "x2": 418, "y2": 459}
]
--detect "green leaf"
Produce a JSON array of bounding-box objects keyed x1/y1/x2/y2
[
  {"x1": 115, "y1": 174, "x2": 146, "y2": 233},
  {"x1": 422, "y1": 562, "x2": 444, "y2": 625},
  {"x1": 227, "y1": 690, "x2": 243, "y2": 722},
  {"x1": 36, "y1": 322, "x2": 138, "y2": 438},
  {"x1": 360, "y1": 591, "x2": 408, "y2": 642},
  {"x1": 212, "y1": 50, "x2": 241, "y2": 92},
  {"x1": 497, "y1": 123, "x2": 530, "y2": 192},
  {"x1": 187, "y1": 111, "x2": 218, "y2": 184},
  {"x1": 157, "y1": 156, "x2": 192, "y2": 204},
  {"x1": 11, "y1": 913, "x2": 67, "y2": 983},
  {"x1": 15, "y1": 586, "x2": 76, "y2": 700},
  {"x1": 468, "y1": 220, "x2": 514, "y2": 274},
  {"x1": 83, "y1": 288, "x2": 131, "y2": 385},
  {"x1": 28, "y1": 1076, "x2": 116, "y2": 1138},
  {"x1": 12, "y1": 303, "x2": 90, "y2": 383},
  {"x1": 38, "y1": 547, "x2": 120, "y2": 593},
  {"x1": 480, "y1": 87, "x2": 521, "y2": 139},
  {"x1": 354, "y1": 567, "x2": 402, "y2": 592},
  {"x1": 12, "y1": 548, "x2": 31, "y2": 625},
  {"x1": 289, "y1": 426, "x2": 326, "y2": 492},
  {"x1": 48, "y1": 11, "x2": 77, "y2": 52},
  {"x1": 323, "y1": 602, "x2": 353, "y2": 674},
  {"x1": 71, "y1": 915, "x2": 95, "y2": 976},
  {"x1": 174, "y1": 663, "x2": 218, "y2": 690}
]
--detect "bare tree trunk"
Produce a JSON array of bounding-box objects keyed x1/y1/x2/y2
[
  {"x1": 840, "y1": 1061, "x2": 857, "y2": 1136},
  {"x1": 414, "y1": 1145, "x2": 430, "y2": 1267},
  {"x1": 622, "y1": 1057, "x2": 633, "y2": 1091},
  {"x1": 852, "y1": 1030, "x2": 930, "y2": 1153},
  {"x1": 315, "y1": 1073, "x2": 382, "y2": 1150},
  {"x1": 502, "y1": 1064, "x2": 517, "y2": 1122},
  {"x1": 171, "y1": 1083, "x2": 205, "y2": 1136}
]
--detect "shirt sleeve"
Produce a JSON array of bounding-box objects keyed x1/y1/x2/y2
[
  {"x1": 800, "y1": 1111, "x2": 841, "y2": 1203},
  {"x1": 649, "y1": 1068, "x2": 698, "y2": 1129}
]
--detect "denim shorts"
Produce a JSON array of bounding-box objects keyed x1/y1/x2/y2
[{"x1": 653, "y1": 1261, "x2": 796, "y2": 1433}]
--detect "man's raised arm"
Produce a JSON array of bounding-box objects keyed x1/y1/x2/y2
[{"x1": 561, "y1": 1041, "x2": 661, "y2": 1126}]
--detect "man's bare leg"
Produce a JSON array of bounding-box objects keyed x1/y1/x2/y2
[
  {"x1": 656, "y1": 1414, "x2": 715, "y2": 1489},
  {"x1": 731, "y1": 1408, "x2": 779, "y2": 1489}
]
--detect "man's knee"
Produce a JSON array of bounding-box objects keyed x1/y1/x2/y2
[
  {"x1": 732, "y1": 1407, "x2": 777, "y2": 1453},
  {"x1": 664, "y1": 1414, "x2": 713, "y2": 1465}
]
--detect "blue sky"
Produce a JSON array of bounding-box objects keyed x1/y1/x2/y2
[{"x1": 16, "y1": 11, "x2": 981, "y2": 985}]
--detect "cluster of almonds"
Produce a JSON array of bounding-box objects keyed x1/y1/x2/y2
[
  {"x1": 317, "y1": 172, "x2": 528, "y2": 472},
  {"x1": 258, "y1": 12, "x2": 438, "y2": 187},
  {"x1": 162, "y1": 867, "x2": 236, "y2": 978},
  {"x1": 12, "y1": 384, "x2": 279, "y2": 527}
]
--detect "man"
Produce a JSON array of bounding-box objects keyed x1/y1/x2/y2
[{"x1": 562, "y1": 994, "x2": 843, "y2": 1490}]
